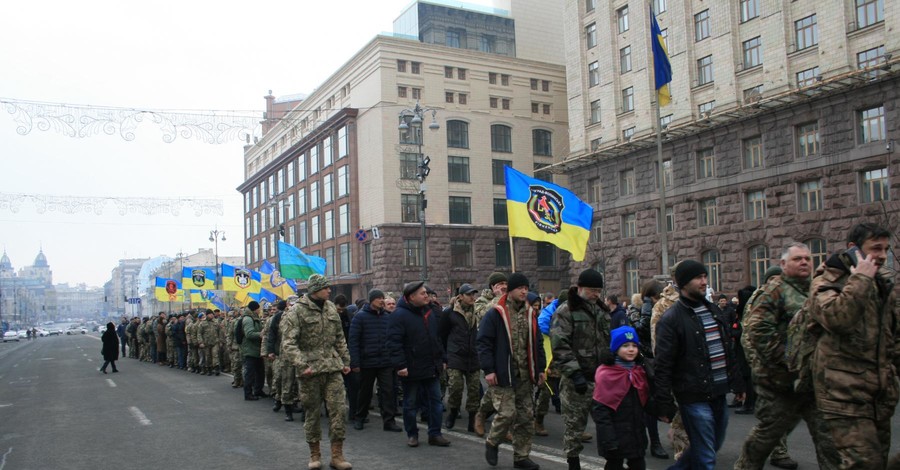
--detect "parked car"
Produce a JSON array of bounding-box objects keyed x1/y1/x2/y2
[
  {"x1": 48, "y1": 329, "x2": 63, "y2": 336},
  {"x1": 2, "y1": 331, "x2": 20, "y2": 342},
  {"x1": 36, "y1": 328, "x2": 49, "y2": 337},
  {"x1": 66, "y1": 327, "x2": 87, "y2": 335}
]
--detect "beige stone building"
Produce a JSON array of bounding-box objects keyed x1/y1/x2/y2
[
  {"x1": 239, "y1": 0, "x2": 571, "y2": 301},
  {"x1": 561, "y1": 0, "x2": 899, "y2": 297}
]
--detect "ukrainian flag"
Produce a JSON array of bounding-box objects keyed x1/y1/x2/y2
[
  {"x1": 650, "y1": 6, "x2": 673, "y2": 106},
  {"x1": 260, "y1": 260, "x2": 298, "y2": 299},
  {"x1": 505, "y1": 166, "x2": 593, "y2": 262},
  {"x1": 182, "y1": 267, "x2": 216, "y2": 290},
  {"x1": 221, "y1": 263, "x2": 262, "y2": 294},
  {"x1": 154, "y1": 277, "x2": 184, "y2": 302}
]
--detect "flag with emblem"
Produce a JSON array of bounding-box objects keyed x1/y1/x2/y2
[{"x1": 182, "y1": 267, "x2": 215, "y2": 290}]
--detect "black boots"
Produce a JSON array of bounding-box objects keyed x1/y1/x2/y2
[
  {"x1": 444, "y1": 408, "x2": 459, "y2": 429},
  {"x1": 467, "y1": 414, "x2": 476, "y2": 432},
  {"x1": 485, "y1": 441, "x2": 499, "y2": 466},
  {"x1": 273, "y1": 401, "x2": 283, "y2": 412},
  {"x1": 285, "y1": 406, "x2": 294, "y2": 422},
  {"x1": 567, "y1": 456, "x2": 580, "y2": 470}
]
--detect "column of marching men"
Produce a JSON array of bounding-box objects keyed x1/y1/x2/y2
[{"x1": 111, "y1": 222, "x2": 900, "y2": 470}]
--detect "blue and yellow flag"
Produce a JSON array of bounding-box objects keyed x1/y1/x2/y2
[
  {"x1": 260, "y1": 260, "x2": 298, "y2": 299},
  {"x1": 182, "y1": 267, "x2": 216, "y2": 290},
  {"x1": 221, "y1": 263, "x2": 261, "y2": 294},
  {"x1": 505, "y1": 166, "x2": 593, "y2": 262},
  {"x1": 154, "y1": 277, "x2": 184, "y2": 302},
  {"x1": 650, "y1": 7, "x2": 672, "y2": 107},
  {"x1": 190, "y1": 289, "x2": 217, "y2": 306}
]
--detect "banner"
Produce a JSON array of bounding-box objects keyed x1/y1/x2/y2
[
  {"x1": 221, "y1": 263, "x2": 261, "y2": 293},
  {"x1": 277, "y1": 241, "x2": 326, "y2": 280},
  {"x1": 154, "y1": 277, "x2": 184, "y2": 302},
  {"x1": 182, "y1": 267, "x2": 216, "y2": 290}
]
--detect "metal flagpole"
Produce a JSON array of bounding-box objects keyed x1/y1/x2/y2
[
  {"x1": 509, "y1": 234, "x2": 517, "y2": 273},
  {"x1": 655, "y1": 92, "x2": 670, "y2": 275}
]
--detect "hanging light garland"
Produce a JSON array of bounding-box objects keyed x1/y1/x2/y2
[{"x1": 0, "y1": 192, "x2": 223, "y2": 216}]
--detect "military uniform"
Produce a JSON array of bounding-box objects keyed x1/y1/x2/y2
[
  {"x1": 165, "y1": 319, "x2": 175, "y2": 367},
  {"x1": 473, "y1": 288, "x2": 501, "y2": 432},
  {"x1": 225, "y1": 314, "x2": 243, "y2": 387},
  {"x1": 198, "y1": 317, "x2": 220, "y2": 375},
  {"x1": 186, "y1": 318, "x2": 200, "y2": 372}
]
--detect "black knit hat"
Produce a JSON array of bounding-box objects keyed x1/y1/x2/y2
[
  {"x1": 674, "y1": 260, "x2": 708, "y2": 288},
  {"x1": 248, "y1": 301, "x2": 260, "y2": 311},
  {"x1": 506, "y1": 272, "x2": 529, "y2": 292},
  {"x1": 487, "y1": 272, "x2": 507, "y2": 288},
  {"x1": 577, "y1": 268, "x2": 604, "y2": 288},
  {"x1": 368, "y1": 289, "x2": 385, "y2": 303}
]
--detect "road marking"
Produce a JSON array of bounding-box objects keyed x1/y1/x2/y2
[
  {"x1": 38, "y1": 358, "x2": 54, "y2": 361},
  {"x1": 443, "y1": 430, "x2": 606, "y2": 469},
  {"x1": 170, "y1": 398, "x2": 183, "y2": 404},
  {"x1": 82, "y1": 354, "x2": 88, "y2": 357},
  {"x1": 87, "y1": 359, "x2": 93, "y2": 362},
  {"x1": 106, "y1": 379, "x2": 116, "y2": 388},
  {"x1": 0, "y1": 404, "x2": 12, "y2": 408},
  {"x1": 0, "y1": 446, "x2": 12, "y2": 470},
  {"x1": 129, "y1": 406, "x2": 152, "y2": 426}
]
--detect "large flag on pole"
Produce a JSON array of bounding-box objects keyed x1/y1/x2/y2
[
  {"x1": 182, "y1": 267, "x2": 216, "y2": 290},
  {"x1": 278, "y1": 241, "x2": 326, "y2": 280},
  {"x1": 650, "y1": 7, "x2": 672, "y2": 106},
  {"x1": 505, "y1": 166, "x2": 593, "y2": 262},
  {"x1": 260, "y1": 260, "x2": 298, "y2": 299},
  {"x1": 154, "y1": 277, "x2": 184, "y2": 302},
  {"x1": 221, "y1": 263, "x2": 261, "y2": 293}
]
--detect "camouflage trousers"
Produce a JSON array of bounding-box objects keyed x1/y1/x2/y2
[
  {"x1": 735, "y1": 385, "x2": 833, "y2": 469},
  {"x1": 535, "y1": 381, "x2": 552, "y2": 420},
  {"x1": 487, "y1": 379, "x2": 536, "y2": 461},
  {"x1": 277, "y1": 358, "x2": 299, "y2": 404},
  {"x1": 818, "y1": 412, "x2": 892, "y2": 470},
  {"x1": 230, "y1": 348, "x2": 243, "y2": 386},
  {"x1": 166, "y1": 339, "x2": 175, "y2": 365},
  {"x1": 200, "y1": 345, "x2": 219, "y2": 370},
  {"x1": 669, "y1": 411, "x2": 689, "y2": 461},
  {"x1": 265, "y1": 359, "x2": 274, "y2": 392},
  {"x1": 188, "y1": 344, "x2": 199, "y2": 369},
  {"x1": 220, "y1": 346, "x2": 230, "y2": 371},
  {"x1": 447, "y1": 369, "x2": 481, "y2": 413},
  {"x1": 478, "y1": 386, "x2": 497, "y2": 416},
  {"x1": 560, "y1": 376, "x2": 594, "y2": 458},
  {"x1": 140, "y1": 341, "x2": 150, "y2": 361},
  {"x1": 128, "y1": 338, "x2": 137, "y2": 358},
  {"x1": 300, "y1": 371, "x2": 347, "y2": 443}
]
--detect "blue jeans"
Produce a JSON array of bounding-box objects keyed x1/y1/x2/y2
[
  {"x1": 176, "y1": 345, "x2": 186, "y2": 369},
  {"x1": 669, "y1": 395, "x2": 728, "y2": 470},
  {"x1": 401, "y1": 377, "x2": 442, "y2": 437}
]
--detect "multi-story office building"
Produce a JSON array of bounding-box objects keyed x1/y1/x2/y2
[
  {"x1": 562, "y1": 0, "x2": 898, "y2": 296},
  {"x1": 0, "y1": 250, "x2": 58, "y2": 327},
  {"x1": 239, "y1": 0, "x2": 570, "y2": 300}
]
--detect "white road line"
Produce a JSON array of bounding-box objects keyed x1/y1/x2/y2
[
  {"x1": 0, "y1": 404, "x2": 12, "y2": 408},
  {"x1": 443, "y1": 428, "x2": 606, "y2": 469},
  {"x1": 170, "y1": 398, "x2": 183, "y2": 404},
  {"x1": 0, "y1": 446, "x2": 12, "y2": 470},
  {"x1": 82, "y1": 354, "x2": 87, "y2": 357},
  {"x1": 87, "y1": 359, "x2": 93, "y2": 362},
  {"x1": 106, "y1": 379, "x2": 116, "y2": 388},
  {"x1": 129, "y1": 406, "x2": 152, "y2": 426}
]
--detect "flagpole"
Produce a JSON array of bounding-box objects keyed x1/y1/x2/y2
[
  {"x1": 655, "y1": 91, "x2": 670, "y2": 275},
  {"x1": 509, "y1": 234, "x2": 517, "y2": 273}
]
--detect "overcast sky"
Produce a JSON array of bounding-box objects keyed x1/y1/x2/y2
[{"x1": 0, "y1": 0, "x2": 459, "y2": 287}]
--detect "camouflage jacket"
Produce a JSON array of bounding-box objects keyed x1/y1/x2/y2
[
  {"x1": 550, "y1": 286, "x2": 611, "y2": 379},
  {"x1": 475, "y1": 289, "x2": 500, "y2": 325},
  {"x1": 198, "y1": 319, "x2": 219, "y2": 346},
  {"x1": 186, "y1": 320, "x2": 198, "y2": 345},
  {"x1": 224, "y1": 317, "x2": 236, "y2": 350},
  {"x1": 741, "y1": 274, "x2": 810, "y2": 390},
  {"x1": 260, "y1": 315, "x2": 272, "y2": 356},
  {"x1": 650, "y1": 284, "x2": 679, "y2": 354},
  {"x1": 165, "y1": 321, "x2": 174, "y2": 340},
  {"x1": 280, "y1": 295, "x2": 350, "y2": 375},
  {"x1": 140, "y1": 321, "x2": 151, "y2": 342},
  {"x1": 809, "y1": 252, "x2": 900, "y2": 418}
]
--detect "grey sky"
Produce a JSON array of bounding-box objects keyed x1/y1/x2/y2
[{"x1": 0, "y1": 0, "x2": 425, "y2": 287}]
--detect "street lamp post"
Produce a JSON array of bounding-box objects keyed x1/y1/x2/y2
[
  {"x1": 266, "y1": 195, "x2": 291, "y2": 270},
  {"x1": 209, "y1": 229, "x2": 226, "y2": 289},
  {"x1": 398, "y1": 100, "x2": 440, "y2": 282}
]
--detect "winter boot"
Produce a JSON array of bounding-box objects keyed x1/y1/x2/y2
[
  {"x1": 214, "y1": 367, "x2": 220, "y2": 376},
  {"x1": 534, "y1": 416, "x2": 549, "y2": 436},
  {"x1": 473, "y1": 412, "x2": 486, "y2": 437},
  {"x1": 285, "y1": 406, "x2": 294, "y2": 422},
  {"x1": 308, "y1": 441, "x2": 322, "y2": 470},
  {"x1": 329, "y1": 440, "x2": 352, "y2": 470},
  {"x1": 567, "y1": 456, "x2": 580, "y2": 470},
  {"x1": 444, "y1": 408, "x2": 459, "y2": 429},
  {"x1": 273, "y1": 400, "x2": 283, "y2": 412},
  {"x1": 467, "y1": 413, "x2": 476, "y2": 432}
]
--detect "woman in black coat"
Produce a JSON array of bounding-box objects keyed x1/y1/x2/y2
[{"x1": 100, "y1": 322, "x2": 119, "y2": 374}]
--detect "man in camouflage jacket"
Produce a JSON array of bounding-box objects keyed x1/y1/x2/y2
[
  {"x1": 472, "y1": 272, "x2": 507, "y2": 436},
  {"x1": 198, "y1": 309, "x2": 220, "y2": 376}
]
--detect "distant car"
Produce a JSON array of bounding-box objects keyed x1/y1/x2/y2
[
  {"x1": 36, "y1": 328, "x2": 49, "y2": 337},
  {"x1": 48, "y1": 329, "x2": 63, "y2": 336},
  {"x1": 2, "y1": 331, "x2": 20, "y2": 342},
  {"x1": 66, "y1": 327, "x2": 87, "y2": 335},
  {"x1": 17, "y1": 330, "x2": 27, "y2": 340}
]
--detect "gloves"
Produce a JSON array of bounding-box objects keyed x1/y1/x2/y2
[{"x1": 570, "y1": 371, "x2": 588, "y2": 394}]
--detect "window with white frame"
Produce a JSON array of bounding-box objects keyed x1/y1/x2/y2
[
  {"x1": 622, "y1": 87, "x2": 634, "y2": 113},
  {"x1": 703, "y1": 250, "x2": 721, "y2": 292},
  {"x1": 796, "y1": 122, "x2": 819, "y2": 157},
  {"x1": 697, "y1": 55, "x2": 714, "y2": 85},
  {"x1": 749, "y1": 245, "x2": 770, "y2": 288},
  {"x1": 743, "y1": 136, "x2": 763, "y2": 169},
  {"x1": 620, "y1": 169, "x2": 635, "y2": 196},
  {"x1": 858, "y1": 105, "x2": 885, "y2": 143},
  {"x1": 586, "y1": 23, "x2": 597, "y2": 48},
  {"x1": 622, "y1": 213, "x2": 636, "y2": 238},
  {"x1": 695, "y1": 10, "x2": 710, "y2": 41},
  {"x1": 617, "y1": 6, "x2": 629, "y2": 33},
  {"x1": 798, "y1": 180, "x2": 823, "y2": 212},
  {"x1": 795, "y1": 15, "x2": 818, "y2": 51},
  {"x1": 860, "y1": 168, "x2": 889, "y2": 203},
  {"x1": 743, "y1": 37, "x2": 762, "y2": 68},
  {"x1": 699, "y1": 198, "x2": 717, "y2": 227},
  {"x1": 620, "y1": 46, "x2": 632, "y2": 73},
  {"x1": 745, "y1": 190, "x2": 767, "y2": 220}
]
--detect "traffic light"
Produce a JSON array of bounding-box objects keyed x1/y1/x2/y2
[
  {"x1": 279, "y1": 224, "x2": 285, "y2": 237},
  {"x1": 417, "y1": 156, "x2": 431, "y2": 183}
]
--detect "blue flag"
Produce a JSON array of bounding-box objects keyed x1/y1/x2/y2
[
  {"x1": 278, "y1": 241, "x2": 326, "y2": 280},
  {"x1": 650, "y1": 7, "x2": 672, "y2": 106}
]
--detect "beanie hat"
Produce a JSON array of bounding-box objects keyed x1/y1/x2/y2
[
  {"x1": 506, "y1": 272, "x2": 529, "y2": 293},
  {"x1": 248, "y1": 301, "x2": 260, "y2": 311},
  {"x1": 487, "y1": 272, "x2": 507, "y2": 288},
  {"x1": 673, "y1": 260, "x2": 708, "y2": 288},
  {"x1": 577, "y1": 268, "x2": 604, "y2": 288},
  {"x1": 402, "y1": 280, "x2": 426, "y2": 298},
  {"x1": 306, "y1": 274, "x2": 330, "y2": 293},
  {"x1": 610, "y1": 325, "x2": 640, "y2": 354},
  {"x1": 368, "y1": 289, "x2": 385, "y2": 303},
  {"x1": 276, "y1": 300, "x2": 288, "y2": 311},
  {"x1": 763, "y1": 266, "x2": 783, "y2": 282}
]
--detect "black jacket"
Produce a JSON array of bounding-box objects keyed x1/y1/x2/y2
[
  {"x1": 653, "y1": 296, "x2": 745, "y2": 415},
  {"x1": 101, "y1": 328, "x2": 119, "y2": 361},
  {"x1": 349, "y1": 304, "x2": 392, "y2": 369},
  {"x1": 266, "y1": 310, "x2": 284, "y2": 356},
  {"x1": 386, "y1": 297, "x2": 446, "y2": 380},
  {"x1": 172, "y1": 321, "x2": 186, "y2": 344},
  {"x1": 439, "y1": 302, "x2": 480, "y2": 372},
  {"x1": 477, "y1": 295, "x2": 546, "y2": 387}
]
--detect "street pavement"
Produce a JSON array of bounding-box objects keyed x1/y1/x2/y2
[{"x1": 1, "y1": 334, "x2": 899, "y2": 469}]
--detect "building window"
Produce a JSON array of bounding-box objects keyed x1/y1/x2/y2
[
  {"x1": 543, "y1": 104, "x2": 550, "y2": 115},
  {"x1": 445, "y1": 92, "x2": 454, "y2": 103},
  {"x1": 490, "y1": 97, "x2": 498, "y2": 108},
  {"x1": 795, "y1": 15, "x2": 818, "y2": 51},
  {"x1": 856, "y1": 0, "x2": 884, "y2": 29},
  {"x1": 697, "y1": 148, "x2": 715, "y2": 179},
  {"x1": 743, "y1": 136, "x2": 763, "y2": 169},
  {"x1": 745, "y1": 190, "x2": 767, "y2": 220},
  {"x1": 698, "y1": 100, "x2": 716, "y2": 115},
  {"x1": 323, "y1": 136, "x2": 333, "y2": 168},
  {"x1": 660, "y1": 28, "x2": 669, "y2": 50},
  {"x1": 858, "y1": 45, "x2": 886, "y2": 78},
  {"x1": 324, "y1": 210, "x2": 334, "y2": 240},
  {"x1": 623, "y1": 127, "x2": 635, "y2": 141},
  {"x1": 860, "y1": 168, "x2": 889, "y2": 202},
  {"x1": 363, "y1": 242, "x2": 372, "y2": 270},
  {"x1": 450, "y1": 240, "x2": 473, "y2": 267},
  {"x1": 531, "y1": 78, "x2": 539, "y2": 90},
  {"x1": 489, "y1": 72, "x2": 497, "y2": 84},
  {"x1": 298, "y1": 220, "x2": 307, "y2": 247},
  {"x1": 660, "y1": 114, "x2": 672, "y2": 129},
  {"x1": 447, "y1": 156, "x2": 470, "y2": 183},
  {"x1": 338, "y1": 203, "x2": 350, "y2": 235},
  {"x1": 493, "y1": 198, "x2": 508, "y2": 225},
  {"x1": 446, "y1": 29, "x2": 463, "y2": 48},
  {"x1": 339, "y1": 243, "x2": 351, "y2": 274},
  {"x1": 400, "y1": 153, "x2": 419, "y2": 180},
  {"x1": 656, "y1": 159, "x2": 673, "y2": 189},
  {"x1": 491, "y1": 125, "x2": 512, "y2": 152},
  {"x1": 657, "y1": 206, "x2": 674, "y2": 233},
  {"x1": 480, "y1": 35, "x2": 495, "y2": 53},
  {"x1": 310, "y1": 215, "x2": 320, "y2": 244},
  {"x1": 445, "y1": 66, "x2": 454, "y2": 79},
  {"x1": 495, "y1": 239, "x2": 511, "y2": 267},
  {"x1": 617, "y1": 6, "x2": 629, "y2": 33},
  {"x1": 323, "y1": 173, "x2": 333, "y2": 204},
  {"x1": 534, "y1": 163, "x2": 552, "y2": 183},
  {"x1": 586, "y1": 23, "x2": 597, "y2": 48},
  {"x1": 309, "y1": 146, "x2": 319, "y2": 175},
  {"x1": 542, "y1": 80, "x2": 550, "y2": 92},
  {"x1": 699, "y1": 198, "x2": 717, "y2": 227},
  {"x1": 397, "y1": 60, "x2": 407, "y2": 72},
  {"x1": 697, "y1": 55, "x2": 714, "y2": 85},
  {"x1": 590, "y1": 219, "x2": 602, "y2": 243},
  {"x1": 622, "y1": 213, "x2": 636, "y2": 238},
  {"x1": 743, "y1": 37, "x2": 762, "y2": 68},
  {"x1": 806, "y1": 238, "x2": 827, "y2": 269},
  {"x1": 588, "y1": 177, "x2": 602, "y2": 204},
  {"x1": 798, "y1": 180, "x2": 823, "y2": 212},
  {"x1": 401, "y1": 194, "x2": 420, "y2": 223},
  {"x1": 337, "y1": 165, "x2": 349, "y2": 197},
  {"x1": 492, "y1": 160, "x2": 511, "y2": 185},
  {"x1": 796, "y1": 66, "x2": 820, "y2": 87},
  {"x1": 859, "y1": 105, "x2": 885, "y2": 143},
  {"x1": 297, "y1": 188, "x2": 306, "y2": 215},
  {"x1": 533, "y1": 129, "x2": 552, "y2": 156},
  {"x1": 620, "y1": 46, "x2": 632, "y2": 73},
  {"x1": 702, "y1": 250, "x2": 721, "y2": 292},
  {"x1": 590, "y1": 100, "x2": 601, "y2": 124},
  {"x1": 501, "y1": 74, "x2": 510, "y2": 86},
  {"x1": 620, "y1": 169, "x2": 635, "y2": 196},
  {"x1": 622, "y1": 87, "x2": 634, "y2": 113},
  {"x1": 310, "y1": 181, "x2": 319, "y2": 209},
  {"x1": 796, "y1": 122, "x2": 819, "y2": 157},
  {"x1": 449, "y1": 196, "x2": 471, "y2": 224},
  {"x1": 537, "y1": 242, "x2": 557, "y2": 267},
  {"x1": 297, "y1": 154, "x2": 306, "y2": 182},
  {"x1": 287, "y1": 161, "x2": 296, "y2": 188},
  {"x1": 502, "y1": 98, "x2": 510, "y2": 110},
  {"x1": 624, "y1": 258, "x2": 639, "y2": 297},
  {"x1": 740, "y1": 0, "x2": 759, "y2": 22},
  {"x1": 404, "y1": 239, "x2": 422, "y2": 266},
  {"x1": 447, "y1": 120, "x2": 469, "y2": 149},
  {"x1": 586, "y1": 0, "x2": 596, "y2": 12},
  {"x1": 654, "y1": 0, "x2": 667, "y2": 14},
  {"x1": 749, "y1": 245, "x2": 770, "y2": 288},
  {"x1": 337, "y1": 126, "x2": 348, "y2": 159},
  {"x1": 588, "y1": 61, "x2": 600, "y2": 87},
  {"x1": 398, "y1": 86, "x2": 407, "y2": 98},
  {"x1": 458, "y1": 93, "x2": 467, "y2": 105},
  {"x1": 412, "y1": 87, "x2": 421, "y2": 99},
  {"x1": 695, "y1": 10, "x2": 710, "y2": 41}
]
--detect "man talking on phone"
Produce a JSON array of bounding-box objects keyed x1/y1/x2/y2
[{"x1": 808, "y1": 222, "x2": 899, "y2": 469}]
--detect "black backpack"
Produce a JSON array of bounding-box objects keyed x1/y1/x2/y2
[{"x1": 234, "y1": 316, "x2": 246, "y2": 345}]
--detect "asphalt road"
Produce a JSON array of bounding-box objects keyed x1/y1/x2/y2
[{"x1": 1, "y1": 334, "x2": 899, "y2": 469}]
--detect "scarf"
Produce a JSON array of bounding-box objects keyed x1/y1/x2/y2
[{"x1": 592, "y1": 363, "x2": 648, "y2": 411}]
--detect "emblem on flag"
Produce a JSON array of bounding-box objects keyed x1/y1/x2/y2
[
  {"x1": 526, "y1": 186, "x2": 564, "y2": 234},
  {"x1": 191, "y1": 269, "x2": 207, "y2": 288},
  {"x1": 234, "y1": 269, "x2": 251, "y2": 289}
]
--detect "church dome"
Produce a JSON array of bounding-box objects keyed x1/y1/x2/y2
[
  {"x1": 0, "y1": 251, "x2": 11, "y2": 270},
  {"x1": 33, "y1": 249, "x2": 49, "y2": 268}
]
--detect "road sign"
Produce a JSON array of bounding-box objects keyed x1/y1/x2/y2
[
  {"x1": 355, "y1": 229, "x2": 368, "y2": 242},
  {"x1": 372, "y1": 226, "x2": 381, "y2": 239}
]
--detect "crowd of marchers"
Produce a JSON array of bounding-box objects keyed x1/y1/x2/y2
[{"x1": 100, "y1": 222, "x2": 900, "y2": 470}]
